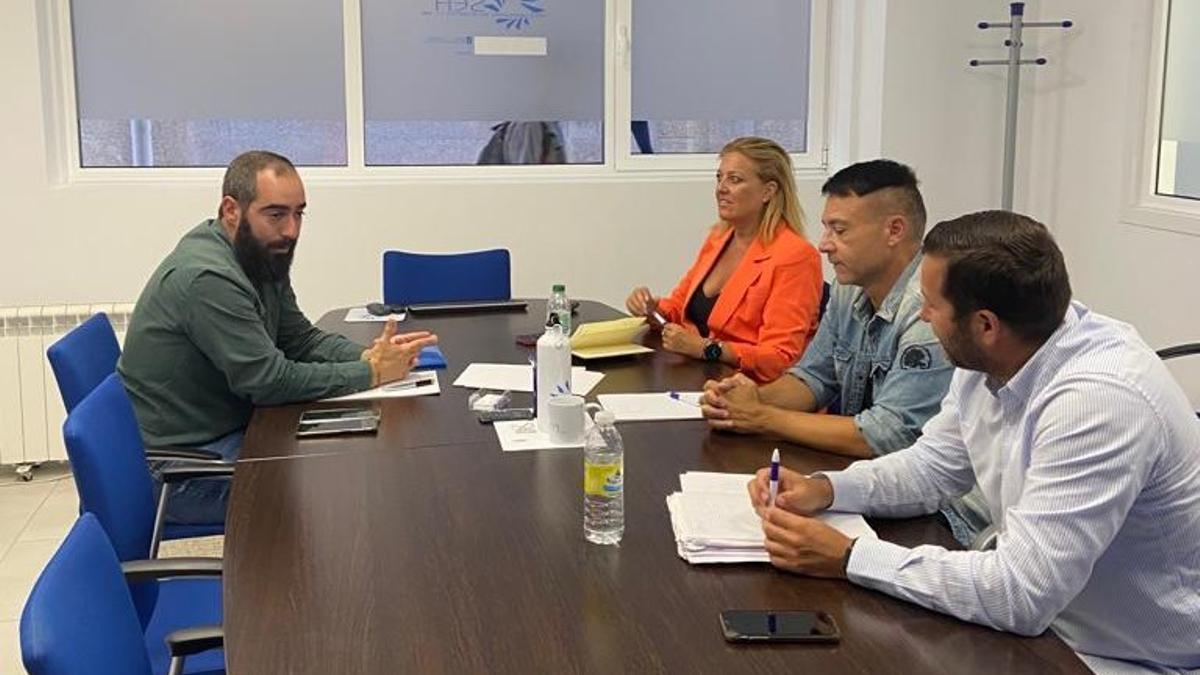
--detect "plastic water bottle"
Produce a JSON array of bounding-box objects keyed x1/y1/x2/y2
[
  {"x1": 547, "y1": 284, "x2": 572, "y2": 336},
  {"x1": 584, "y1": 410, "x2": 624, "y2": 545},
  {"x1": 535, "y1": 321, "x2": 571, "y2": 432}
]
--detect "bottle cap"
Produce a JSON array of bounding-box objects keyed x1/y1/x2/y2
[
  {"x1": 552, "y1": 284, "x2": 566, "y2": 293},
  {"x1": 594, "y1": 410, "x2": 616, "y2": 426}
]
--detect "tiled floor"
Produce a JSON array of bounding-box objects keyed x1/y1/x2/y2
[
  {"x1": 0, "y1": 463, "x2": 223, "y2": 673},
  {"x1": 0, "y1": 463, "x2": 77, "y2": 675}
]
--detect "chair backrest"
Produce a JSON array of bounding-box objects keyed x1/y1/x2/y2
[
  {"x1": 46, "y1": 312, "x2": 121, "y2": 412},
  {"x1": 21, "y1": 513, "x2": 154, "y2": 675},
  {"x1": 382, "y1": 249, "x2": 511, "y2": 305},
  {"x1": 1158, "y1": 343, "x2": 1200, "y2": 418},
  {"x1": 63, "y1": 373, "x2": 157, "y2": 561},
  {"x1": 818, "y1": 281, "x2": 831, "y2": 321},
  {"x1": 63, "y1": 372, "x2": 161, "y2": 627}
]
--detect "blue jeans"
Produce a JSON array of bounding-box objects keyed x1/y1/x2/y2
[{"x1": 149, "y1": 429, "x2": 242, "y2": 526}]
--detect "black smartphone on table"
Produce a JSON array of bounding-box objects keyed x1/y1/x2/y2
[
  {"x1": 297, "y1": 407, "x2": 380, "y2": 437},
  {"x1": 719, "y1": 610, "x2": 840, "y2": 643}
]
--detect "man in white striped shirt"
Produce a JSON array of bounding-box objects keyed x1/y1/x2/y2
[{"x1": 749, "y1": 211, "x2": 1200, "y2": 671}]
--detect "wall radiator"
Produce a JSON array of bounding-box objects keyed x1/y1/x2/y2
[{"x1": 0, "y1": 304, "x2": 134, "y2": 470}]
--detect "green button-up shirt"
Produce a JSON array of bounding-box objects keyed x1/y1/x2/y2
[{"x1": 117, "y1": 219, "x2": 371, "y2": 446}]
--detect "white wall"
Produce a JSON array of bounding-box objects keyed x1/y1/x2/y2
[{"x1": 1021, "y1": 1, "x2": 1200, "y2": 352}]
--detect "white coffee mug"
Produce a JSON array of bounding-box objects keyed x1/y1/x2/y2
[{"x1": 547, "y1": 395, "x2": 587, "y2": 445}]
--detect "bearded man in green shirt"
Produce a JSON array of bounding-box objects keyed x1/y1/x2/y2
[{"x1": 118, "y1": 150, "x2": 436, "y2": 524}]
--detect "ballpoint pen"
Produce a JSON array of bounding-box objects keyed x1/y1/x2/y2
[
  {"x1": 768, "y1": 448, "x2": 780, "y2": 507},
  {"x1": 668, "y1": 391, "x2": 701, "y2": 406}
]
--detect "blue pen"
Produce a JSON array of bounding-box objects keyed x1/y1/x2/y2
[
  {"x1": 668, "y1": 391, "x2": 700, "y2": 406},
  {"x1": 768, "y1": 448, "x2": 780, "y2": 507}
]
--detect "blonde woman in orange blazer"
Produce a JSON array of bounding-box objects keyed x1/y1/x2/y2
[{"x1": 627, "y1": 137, "x2": 823, "y2": 383}]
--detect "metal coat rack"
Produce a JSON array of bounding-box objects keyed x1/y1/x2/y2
[{"x1": 970, "y1": 2, "x2": 1072, "y2": 210}]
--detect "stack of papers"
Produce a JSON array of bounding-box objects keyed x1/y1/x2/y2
[
  {"x1": 597, "y1": 392, "x2": 703, "y2": 421},
  {"x1": 666, "y1": 472, "x2": 876, "y2": 564},
  {"x1": 322, "y1": 371, "x2": 440, "y2": 402},
  {"x1": 452, "y1": 363, "x2": 604, "y2": 396},
  {"x1": 569, "y1": 317, "x2": 654, "y2": 360}
]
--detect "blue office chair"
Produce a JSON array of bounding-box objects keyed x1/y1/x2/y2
[
  {"x1": 46, "y1": 312, "x2": 121, "y2": 413},
  {"x1": 21, "y1": 513, "x2": 224, "y2": 675},
  {"x1": 47, "y1": 313, "x2": 221, "y2": 465},
  {"x1": 64, "y1": 374, "x2": 231, "y2": 560},
  {"x1": 382, "y1": 249, "x2": 511, "y2": 305},
  {"x1": 64, "y1": 374, "x2": 228, "y2": 672}
]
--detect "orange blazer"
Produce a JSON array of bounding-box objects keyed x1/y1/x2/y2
[{"x1": 657, "y1": 224, "x2": 823, "y2": 383}]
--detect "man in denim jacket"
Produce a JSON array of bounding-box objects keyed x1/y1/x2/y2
[
  {"x1": 703, "y1": 160, "x2": 988, "y2": 544},
  {"x1": 703, "y1": 159, "x2": 952, "y2": 457}
]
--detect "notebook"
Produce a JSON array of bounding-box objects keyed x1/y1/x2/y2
[{"x1": 569, "y1": 317, "x2": 654, "y2": 360}]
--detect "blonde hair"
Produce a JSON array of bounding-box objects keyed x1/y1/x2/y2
[{"x1": 717, "y1": 137, "x2": 806, "y2": 243}]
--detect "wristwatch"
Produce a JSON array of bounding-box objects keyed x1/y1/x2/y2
[{"x1": 702, "y1": 339, "x2": 723, "y2": 362}]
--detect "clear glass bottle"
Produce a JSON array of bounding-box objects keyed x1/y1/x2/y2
[
  {"x1": 584, "y1": 410, "x2": 624, "y2": 545},
  {"x1": 546, "y1": 283, "x2": 571, "y2": 336}
]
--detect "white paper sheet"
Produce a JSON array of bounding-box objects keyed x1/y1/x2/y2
[
  {"x1": 343, "y1": 307, "x2": 406, "y2": 323},
  {"x1": 453, "y1": 363, "x2": 604, "y2": 396},
  {"x1": 597, "y1": 392, "x2": 703, "y2": 421},
  {"x1": 493, "y1": 417, "x2": 593, "y2": 452},
  {"x1": 321, "y1": 371, "x2": 439, "y2": 402}
]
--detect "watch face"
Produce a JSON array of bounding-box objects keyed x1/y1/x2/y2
[{"x1": 704, "y1": 341, "x2": 722, "y2": 361}]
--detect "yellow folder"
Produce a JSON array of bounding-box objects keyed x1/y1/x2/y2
[{"x1": 569, "y1": 317, "x2": 655, "y2": 360}]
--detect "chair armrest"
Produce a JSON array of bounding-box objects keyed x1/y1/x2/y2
[
  {"x1": 121, "y1": 557, "x2": 223, "y2": 584},
  {"x1": 159, "y1": 464, "x2": 235, "y2": 484},
  {"x1": 1157, "y1": 343, "x2": 1200, "y2": 360},
  {"x1": 145, "y1": 446, "x2": 225, "y2": 462},
  {"x1": 165, "y1": 625, "x2": 224, "y2": 659}
]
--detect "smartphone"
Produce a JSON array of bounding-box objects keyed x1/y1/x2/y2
[
  {"x1": 719, "y1": 610, "x2": 840, "y2": 643},
  {"x1": 296, "y1": 416, "x2": 379, "y2": 437},
  {"x1": 297, "y1": 407, "x2": 380, "y2": 437},
  {"x1": 299, "y1": 407, "x2": 378, "y2": 423}
]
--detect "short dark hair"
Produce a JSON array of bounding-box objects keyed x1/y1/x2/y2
[
  {"x1": 218, "y1": 151, "x2": 297, "y2": 217},
  {"x1": 923, "y1": 210, "x2": 1072, "y2": 344},
  {"x1": 821, "y1": 159, "x2": 927, "y2": 239}
]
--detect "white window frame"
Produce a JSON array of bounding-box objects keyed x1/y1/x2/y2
[
  {"x1": 1121, "y1": 0, "x2": 1200, "y2": 238},
  {"x1": 41, "y1": 0, "x2": 831, "y2": 185},
  {"x1": 610, "y1": 0, "x2": 829, "y2": 173}
]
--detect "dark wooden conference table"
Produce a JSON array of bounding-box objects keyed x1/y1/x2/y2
[{"x1": 225, "y1": 300, "x2": 1086, "y2": 674}]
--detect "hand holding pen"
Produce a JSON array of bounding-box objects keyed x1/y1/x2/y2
[{"x1": 747, "y1": 455, "x2": 835, "y2": 518}]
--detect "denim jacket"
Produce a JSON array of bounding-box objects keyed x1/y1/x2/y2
[{"x1": 790, "y1": 253, "x2": 953, "y2": 454}]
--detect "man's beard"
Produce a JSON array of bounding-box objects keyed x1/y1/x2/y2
[
  {"x1": 233, "y1": 216, "x2": 295, "y2": 284},
  {"x1": 941, "y1": 319, "x2": 988, "y2": 372}
]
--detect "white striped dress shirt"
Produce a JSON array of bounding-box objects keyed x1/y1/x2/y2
[{"x1": 826, "y1": 302, "x2": 1200, "y2": 670}]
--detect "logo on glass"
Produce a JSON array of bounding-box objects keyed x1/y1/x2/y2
[{"x1": 432, "y1": 0, "x2": 545, "y2": 30}]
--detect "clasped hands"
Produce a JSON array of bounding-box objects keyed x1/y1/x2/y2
[
  {"x1": 700, "y1": 373, "x2": 771, "y2": 433},
  {"x1": 361, "y1": 318, "x2": 439, "y2": 386},
  {"x1": 625, "y1": 286, "x2": 705, "y2": 358},
  {"x1": 746, "y1": 466, "x2": 852, "y2": 579}
]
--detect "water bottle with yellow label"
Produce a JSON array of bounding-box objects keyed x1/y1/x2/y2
[{"x1": 584, "y1": 409, "x2": 624, "y2": 545}]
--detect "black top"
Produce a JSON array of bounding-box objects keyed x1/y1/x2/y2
[{"x1": 685, "y1": 287, "x2": 720, "y2": 338}]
